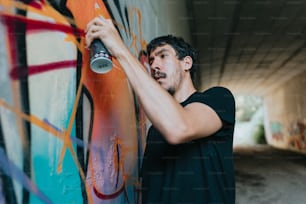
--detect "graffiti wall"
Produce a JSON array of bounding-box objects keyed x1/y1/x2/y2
[
  {"x1": 264, "y1": 70, "x2": 306, "y2": 154},
  {"x1": 0, "y1": 0, "x2": 164, "y2": 203}
]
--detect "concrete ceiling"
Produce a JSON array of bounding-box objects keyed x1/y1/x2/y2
[{"x1": 186, "y1": 0, "x2": 306, "y2": 96}]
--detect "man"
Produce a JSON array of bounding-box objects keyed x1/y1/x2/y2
[{"x1": 85, "y1": 17, "x2": 235, "y2": 204}]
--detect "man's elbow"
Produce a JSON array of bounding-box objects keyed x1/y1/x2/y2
[{"x1": 164, "y1": 125, "x2": 191, "y2": 145}]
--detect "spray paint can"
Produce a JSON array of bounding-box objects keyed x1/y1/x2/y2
[{"x1": 90, "y1": 39, "x2": 113, "y2": 74}]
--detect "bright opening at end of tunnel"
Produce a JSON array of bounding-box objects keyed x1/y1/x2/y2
[{"x1": 233, "y1": 95, "x2": 266, "y2": 147}]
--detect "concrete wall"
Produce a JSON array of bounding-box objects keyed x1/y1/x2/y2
[
  {"x1": 0, "y1": 0, "x2": 190, "y2": 203},
  {"x1": 141, "y1": 0, "x2": 191, "y2": 43},
  {"x1": 264, "y1": 70, "x2": 306, "y2": 154}
]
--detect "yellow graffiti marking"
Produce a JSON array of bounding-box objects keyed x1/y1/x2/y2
[
  {"x1": 0, "y1": 0, "x2": 75, "y2": 26},
  {"x1": 0, "y1": 99, "x2": 64, "y2": 140},
  {"x1": 128, "y1": 7, "x2": 147, "y2": 53},
  {"x1": 0, "y1": 96, "x2": 92, "y2": 202}
]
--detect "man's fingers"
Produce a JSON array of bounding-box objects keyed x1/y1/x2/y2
[
  {"x1": 85, "y1": 16, "x2": 111, "y2": 49},
  {"x1": 85, "y1": 21, "x2": 94, "y2": 33},
  {"x1": 85, "y1": 31, "x2": 95, "y2": 48},
  {"x1": 85, "y1": 17, "x2": 101, "y2": 32}
]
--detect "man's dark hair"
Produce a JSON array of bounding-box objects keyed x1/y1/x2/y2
[{"x1": 147, "y1": 35, "x2": 198, "y2": 80}]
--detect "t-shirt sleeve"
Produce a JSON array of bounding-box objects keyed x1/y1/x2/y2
[{"x1": 198, "y1": 87, "x2": 235, "y2": 125}]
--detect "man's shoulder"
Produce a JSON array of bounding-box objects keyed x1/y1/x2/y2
[
  {"x1": 203, "y1": 86, "x2": 234, "y2": 96},
  {"x1": 199, "y1": 86, "x2": 236, "y2": 125},
  {"x1": 201, "y1": 86, "x2": 235, "y2": 104}
]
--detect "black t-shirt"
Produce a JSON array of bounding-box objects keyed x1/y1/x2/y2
[{"x1": 141, "y1": 87, "x2": 236, "y2": 204}]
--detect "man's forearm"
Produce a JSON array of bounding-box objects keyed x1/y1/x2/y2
[{"x1": 116, "y1": 48, "x2": 188, "y2": 143}]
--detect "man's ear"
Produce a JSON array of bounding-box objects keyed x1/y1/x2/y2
[{"x1": 183, "y1": 56, "x2": 193, "y2": 71}]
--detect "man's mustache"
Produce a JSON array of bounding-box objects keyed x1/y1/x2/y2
[{"x1": 152, "y1": 69, "x2": 167, "y2": 78}]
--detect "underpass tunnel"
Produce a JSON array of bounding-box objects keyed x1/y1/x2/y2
[
  {"x1": 185, "y1": 0, "x2": 306, "y2": 154},
  {"x1": 184, "y1": 1, "x2": 306, "y2": 203}
]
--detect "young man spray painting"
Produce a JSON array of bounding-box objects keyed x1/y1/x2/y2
[{"x1": 85, "y1": 17, "x2": 235, "y2": 204}]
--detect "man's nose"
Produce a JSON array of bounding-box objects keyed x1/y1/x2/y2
[
  {"x1": 150, "y1": 58, "x2": 161, "y2": 70},
  {"x1": 150, "y1": 61, "x2": 160, "y2": 77}
]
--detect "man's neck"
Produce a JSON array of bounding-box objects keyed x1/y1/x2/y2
[{"x1": 173, "y1": 80, "x2": 196, "y2": 103}]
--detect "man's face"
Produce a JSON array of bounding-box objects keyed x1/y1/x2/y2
[{"x1": 148, "y1": 44, "x2": 184, "y2": 95}]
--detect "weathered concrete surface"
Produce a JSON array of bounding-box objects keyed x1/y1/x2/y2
[{"x1": 234, "y1": 145, "x2": 306, "y2": 204}]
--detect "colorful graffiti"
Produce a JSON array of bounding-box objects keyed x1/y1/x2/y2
[
  {"x1": 270, "y1": 120, "x2": 306, "y2": 152},
  {"x1": 0, "y1": 0, "x2": 148, "y2": 203},
  {"x1": 288, "y1": 121, "x2": 306, "y2": 151},
  {"x1": 270, "y1": 121, "x2": 284, "y2": 142}
]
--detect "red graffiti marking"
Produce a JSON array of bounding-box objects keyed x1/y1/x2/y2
[
  {"x1": 272, "y1": 133, "x2": 284, "y2": 141},
  {"x1": 1, "y1": 14, "x2": 82, "y2": 80},
  {"x1": 9, "y1": 60, "x2": 77, "y2": 80},
  {"x1": 93, "y1": 184, "x2": 125, "y2": 200},
  {"x1": 0, "y1": 13, "x2": 84, "y2": 37},
  {"x1": 29, "y1": 0, "x2": 44, "y2": 9}
]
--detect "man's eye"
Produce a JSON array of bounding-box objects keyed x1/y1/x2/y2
[{"x1": 161, "y1": 54, "x2": 166, "y2": 58}]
